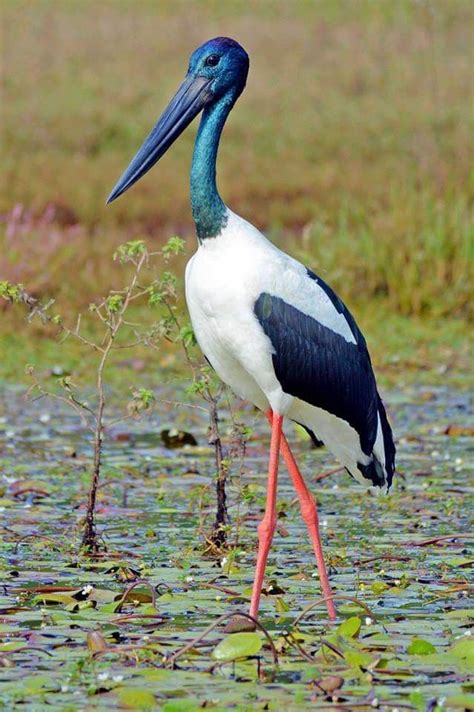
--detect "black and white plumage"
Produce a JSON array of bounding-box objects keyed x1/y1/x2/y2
[
  {"x1": 186, "y1": 210, "x2": 395, "y2": 490},
  {"x1": 107, "y1": 35, "x2": 395, "y2": 489},
  {"x1": 107, "y1": 35, "x2": 397, "y2": 621}
]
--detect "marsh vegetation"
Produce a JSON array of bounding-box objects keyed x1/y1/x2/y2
[{"x1": 1, "y1": 1, "x2": 473, "y2": 709}]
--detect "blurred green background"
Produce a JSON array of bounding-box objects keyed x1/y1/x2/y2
[{"x1": 1, "y1": 0, "x2": 472, "y2": 380}]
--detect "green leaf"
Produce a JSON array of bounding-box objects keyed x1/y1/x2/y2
[
  {"x1": 157, "y1": 592, "x2": 174, "y2": 604},
  {"x1": 445, "y1": 694, "x2": 474, "y2": 708},
  {"x1": 275, "y1": 596, "x2": 290, "y2": 613},
  {"x1": 162, "y1": 235, "x2": 185, "y2": 258},
  {"x1": 32, "y1": 592, "x2": 77, "y2": 606},
  {"x1": 409, "y1": 690, "x2": 426, "y2": 712},
  {"x1": 337, "y1": 616, "x2": 361, "y2": 638},
  {"x1": 212, "y1": 632, "x2": 262, "y2": 661},
  {"x1": 99, "y1": 602, "x2": 120, "y2": 614},
  {"x1": 19, "y1": 675, "x2": 53, "y2": 694},
  {"x1": 371, "y1": 581, "x2": 389, "y2": 594},
  {"x1": 449, "y1": 636, "x2": 474, "y2": 665},
  {"x1": 0, "y1": 642, "x2": 25, "y2": 652},
  {"x1": 344, "y1": 649, "x2": 373, "y2": 669},
  {"x1": 178, "y1": 323, "x2": 196, "y2": 347},
  {"x1": 114, "y1": 239, "x2": 146, "y2": 263},
  {"x1": 446, "y1": 608, "x2": 474, "y2": 620},
  {"x1": 407, "y1": 638, "x2": 437, "y2": 655},
  {"x1": 0, "y1": 280, "x2": 23, "y2": 303},
  {"x1": 116, "y1": 688, "x2": 156, "y2": 710},
  {"x1": 444, "y1": 556, "x2": 474, "y2": 567},
  {"x1": 106, "y1": 294, "x2": 124, "y2": 313},
  {"x1": 162, "y1": 701, "x2": 201, "y2": 712},
  {"x1": 135, "y1": 669, "x2": 174, "y2": 682}
]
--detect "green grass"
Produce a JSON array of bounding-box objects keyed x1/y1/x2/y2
[
  {"x1": 1, "y1": 303, "x2": 471, "y2": 391},
  {"x1": 1, "y1": 0, "x2": 473, "y2": 372}
]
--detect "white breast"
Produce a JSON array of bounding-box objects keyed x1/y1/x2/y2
[
  {"x1": 185, "y1": 209, "x2": 354, "y2": 412},
  {"x1": 185, "y1": 212, "x2": 277, "y2": 410},
  {"x1": 185, "y1": 209, "x2": 392, "y2": 487}
]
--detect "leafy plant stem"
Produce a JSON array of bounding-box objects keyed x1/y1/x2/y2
[
  {"x1": 208, "y1": 397, "x2": 228, "y2": 549},
  {"x1": 81, "y1": 251, "x2": 147, "y2": 552}
]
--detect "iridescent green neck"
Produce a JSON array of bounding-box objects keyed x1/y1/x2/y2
[{"x1": 190, "y1": 97, "x2": 230, "y2": 241}]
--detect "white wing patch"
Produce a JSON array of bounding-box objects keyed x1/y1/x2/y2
[
  {"x1": 221, "y1": 209, "x2": 357, "y2": 344},
  {"x1": 264, "y1": 265, "x2": 356, "y2": 345}
]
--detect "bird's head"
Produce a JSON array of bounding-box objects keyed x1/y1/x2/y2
[
  {"x1": 187, "y1": 37, "x2": 249, "y2": 104},
  {"x1": 107, "y1": 37, "x2": 249, "y2": 204}
]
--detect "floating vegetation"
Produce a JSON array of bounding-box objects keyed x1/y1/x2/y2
[{"x1": 0, "y1": 383, "x2": 472, "y2": 709}]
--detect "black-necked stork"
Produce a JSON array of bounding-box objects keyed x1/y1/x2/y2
[{"x1": 107, "y1": 37, "x2": 396, "y2": 621}]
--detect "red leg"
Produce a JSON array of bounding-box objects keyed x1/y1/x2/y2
[
  {"x1": 249, "y1": 411, "x2": 283, "y2": 620},
  {"x1": 266, "y1": 410, "x2": 336, "y2": 620}
]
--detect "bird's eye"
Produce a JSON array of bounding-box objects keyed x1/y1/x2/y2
[{"x1": 205, "y1": 54, "x2": 220, "y2": 67}]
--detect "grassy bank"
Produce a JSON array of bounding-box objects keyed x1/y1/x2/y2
[
  {"x1": 1, "y1": 303, "x2": 471, "y2": 391},
  {"x1": 1, "y1": 0, "x2": 473, "y2": 380}
]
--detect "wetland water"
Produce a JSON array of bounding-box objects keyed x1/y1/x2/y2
[{"x1": 0, "y1": 383, "x2": 472, "y2": 710}]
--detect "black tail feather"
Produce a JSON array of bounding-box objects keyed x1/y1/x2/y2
[
  {"x1": 377, "y1": 394, "x2": 396, "y2": 489},
  {"x1": 357, "y1": 458, "x2": 386, "y2": 487}
]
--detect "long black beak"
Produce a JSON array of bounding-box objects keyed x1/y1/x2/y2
[{"x1": 107, "y1": 75, "x2": 213, "y2": 204}]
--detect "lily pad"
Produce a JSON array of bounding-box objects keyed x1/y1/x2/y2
[
  {"x1": 212, "y1": 632, "x2": 262, "y2": 661},
  {"x1": 407, "y1": 638, "x2": 437, "y2": 655},
  {"x1": 116, "y1": 688, "x2": 157, "y2": 710},
  {"x1": 337, "y1": 616, "x2": 362, "y2": 638},
  {"x1": 449, "y1": 637, "x2": 474, "y2": 665}
]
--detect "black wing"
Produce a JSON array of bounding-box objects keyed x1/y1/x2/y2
[
  {"x1": 254, "y1": 290, "x2": 379, "y2": 457},
  {"x1": 306, "y1": 269, "x2": 395, "y2": 486}
]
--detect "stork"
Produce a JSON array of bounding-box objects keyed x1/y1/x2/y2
[{"x1": 107, "y1": 37, "x2": 396, "y2": 621}]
